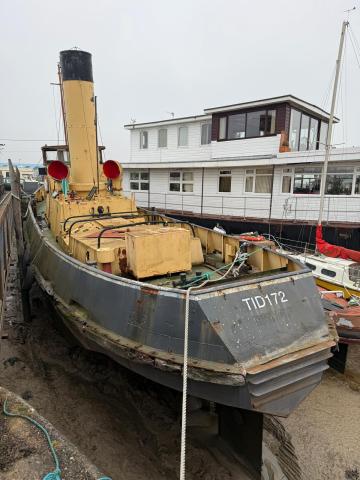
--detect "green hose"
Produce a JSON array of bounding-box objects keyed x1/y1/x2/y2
[{"x1": 2, "y1": 399, "x2": 112, "y2": 480}]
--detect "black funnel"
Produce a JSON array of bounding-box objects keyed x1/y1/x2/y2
[{"x1": 60, "y1": 49, "x2": 93, "y2": 82}]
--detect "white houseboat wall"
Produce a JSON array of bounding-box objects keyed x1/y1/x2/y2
[{"x1": 122, "y1": 95, "x2": 360, "y2": 250}]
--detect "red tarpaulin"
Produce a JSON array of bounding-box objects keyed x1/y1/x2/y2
[{"x1": 316, "y1": 225, "x2": 360, "y2": 262}]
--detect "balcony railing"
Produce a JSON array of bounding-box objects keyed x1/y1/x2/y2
[{"x1": 122, "y1": 190, "x2": 359, "y2": 223}]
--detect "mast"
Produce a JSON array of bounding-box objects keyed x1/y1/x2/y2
[
  {"x1": 58, "y1": 63, "x2": 68, "y2": 147},
  {"x1": 318, "y1": 20, "x2": 349, "y2": 225}
]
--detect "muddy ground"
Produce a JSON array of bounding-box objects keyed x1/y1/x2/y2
[
  {"x1": 0, "y1": 283, "x2": 253, "y2": 480},
  {"x1": 0, "y1": 279, "x2": 359, "y2": 480}
]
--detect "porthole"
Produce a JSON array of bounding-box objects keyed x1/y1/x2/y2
[
  {"x1": 305, "y1": 262, "x2": 316, "y2": 271},
  {"x1": 321, "y1": 268, "x2": 336, "y2": 278}
]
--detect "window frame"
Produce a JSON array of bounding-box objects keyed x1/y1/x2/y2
[
  {"x1": 281, "y1": 165, "x2": 359, "y2": 196},
  {"x1": 201, "y1": 122, "x2": 212, "y2": 145},
  {"x1": 289, "y1": 108, "x2": 323, "y2": 152},
  {"x1": 178, "y1": 126, "x2": 188, "y2": 147},
  {"x1": 218, "y1": 170, "x2": 232, "y2": 193},
  {"x1": 355, "y1": 167, "x2": 360, "y2": 195},
  {"x1": 169, "y1": 170, "x2": 194, "y2": 194},
  {"x1": 216, "y1": 108, "x2": 277, "y2": 142},
  {"x1": 244, "y1": 168, "x2": 273, "y2": 195},
  {"x1": 129, "y1": 170, "x2": 150, "y2": 192},
  {"x1": 158, "y1": 128, "x2": 168, "y2": 148},
  {"x1": 139, "y1": 130, "x2": 148, "y2": 149}
]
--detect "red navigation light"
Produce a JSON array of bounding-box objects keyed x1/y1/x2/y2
[
  {"x1": 103, "y1": 160, "x2": 121, "y2": 179},
  {"x1": 48, "y1": 161, "x2": 69, "y2": 181}
]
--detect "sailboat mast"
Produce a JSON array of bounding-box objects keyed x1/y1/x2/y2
[{"x1": 318, "y1": 20, "x2": 349, "y2": 225}]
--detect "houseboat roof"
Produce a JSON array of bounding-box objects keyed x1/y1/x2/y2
[
  {"x1": 124, "y1": 114, "x2": 211, "y2": 129},
  {"x1": 204, "y1": 95, "x2": 339, "y2": 122},
  {"x1": 124, "y1": 95, "x2": 339, "y2": 129}
]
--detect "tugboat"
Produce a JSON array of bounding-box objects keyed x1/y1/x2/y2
[{"x1": 24, "y1": 49, "x2": 335, "y2": 417}]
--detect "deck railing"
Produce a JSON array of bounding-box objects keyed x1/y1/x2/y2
[{"x1": 122, "y1": 190, "x2": 359, "y2": 223}]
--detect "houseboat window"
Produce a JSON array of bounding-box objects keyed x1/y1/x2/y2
[
  {"x1": 178, "y1": 126, "x2": 188, "y2": 147},
  {"x1": 299, "y1": 114, "x2": 310, "y2": 151},
  {"x1": 169, "y1": 171, "x2": 193, "y2": 192},
  {"x1": 289, "y1": 109, "x2": 301, "y2": 151},
  {"x1": 245, "y1": 168, "x2": 272, "y2": 193},
  {"x1": 130, "y1": 171, "x2": 149, "y2": 191},
  {"x1": 308, "y1": 118, "x2": 319, "y2": 150},
  {"x1": 305, "y1": 262, "x2": 317, "y2": 271},
  {"x1": 289, "y1": 109, "x2": 322, "y2": 152},
  {"x1": 325, "y1": 166, "x2": 353, "y2": 195},
  {"x1": 245, "y1": 169, "x2": 254, "y2": 192},
  {"x1": 140, "y1": 131, "x2": 148, "y2": 149},
  {"x1": 349, "y1": 263, "x2": 360, "y2": 282},
  {"x1": 219, "y1": 117, "x2": 227, "y2": 140},
  {"x1": 319, "y1": 121, "x2": 328, "y2": 149},
  {"x1": 293, "y1": 167, "x2": 321, "y2": 194},
  {"x1": 254, "y1": 168, "x2": 272, "y2": 193},
  {"x1": 321, "y1": 268, "x2": 336, "y2": 278},
  {"x1": 158, "y1": 129, "x2": 167, "y2": 148},
  {"x1": 282, "y1": 171, "x2": 292, "y2": 193},
  {"x1": 246, "y1": 110, "x2": 266, "y2": 137},
  {"x1": 266, "y1": 109, "x2": 276, "y2": 135},
  {"x1": 201, "y1": 123, "x2": 212, "y2": 144},
  {"x1": 182, "y1": 171, "x2": 193, "y2": 192},
  {"x1": 219, "y1": 170, "x2": 232, "y2": 192},
  {"x1": 355, "y1": 171, "x2": 360, "y2": 194},
  {"x1": 228, "y1": 114, "x2": 246, "y2": 139},
  {"x1": 169, "y1": 172, "x2": 181, "y2": 191}
]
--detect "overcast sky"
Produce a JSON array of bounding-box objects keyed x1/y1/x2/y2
[{"x1": 1, "y1": 0, "x2": 360, "y2": 165}]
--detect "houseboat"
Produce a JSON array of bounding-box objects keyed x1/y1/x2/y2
[{"x1": 122, "y1": 97, "x2": 360, "y2": 250}]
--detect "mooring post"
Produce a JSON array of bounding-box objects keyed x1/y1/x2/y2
[
  {"x1": 8, "y1": 159, "x2": 24, "y2": 257},
  {"x1": 217, "y1": 405, "x2": 263, "y2": 480}
]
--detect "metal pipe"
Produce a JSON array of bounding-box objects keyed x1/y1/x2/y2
[
  {"x1": 67, "y1": 213, "x2": 154, "y2": 238},
  {"x1": 63, "y1": 210, "x2": 138, "y2": 231},
  {"x1": 97, "y1": 220, "x2": 170, "y2": 248}
]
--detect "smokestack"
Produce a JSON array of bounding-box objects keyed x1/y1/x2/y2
[{"x1": 60, "y1": 49, "x2": 98, "y2": 192}]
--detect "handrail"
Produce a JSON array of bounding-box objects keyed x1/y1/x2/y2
[
  {"x1": 63, "y1": 210, "x2": 138, "y2": 231},
  {"x1": 67, "y1": 213, "x2": 155, "y2": 238},
  {"x1": 97, "y1": 220, "x2": 171, "y2": 248}
]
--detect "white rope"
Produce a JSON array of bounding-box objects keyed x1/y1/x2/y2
[
  {"x1": 179, "y1": 249, "x2": 245, "y2": 480},
  {"x1": 179, "y1": 285, "x2": 192, "y2": 480}
]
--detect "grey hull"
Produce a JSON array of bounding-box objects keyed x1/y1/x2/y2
[{"x1": 24, "y1": 206, "x2": 334, "y2": 416}]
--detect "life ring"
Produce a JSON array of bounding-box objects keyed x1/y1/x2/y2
[{"x1": 239, "y1": 234, "x2": 266, "y2": 242}]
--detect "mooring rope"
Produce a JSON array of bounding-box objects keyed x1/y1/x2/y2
[
  {"x1": 179, "y1": 249, "x2": 253, "y2": 480},
  {"x1": 2, "y1": 398, "x2": 112, "y2": 480}
]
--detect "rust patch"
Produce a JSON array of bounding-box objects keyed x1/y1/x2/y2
[
  {"x1": 140, "y1": 286, "x2": 159, "y2": 295},
  {"x1": 212, "y1": 320, "x2": 223, "y2": 334}
]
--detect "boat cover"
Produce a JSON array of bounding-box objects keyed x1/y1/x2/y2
[{"x1": 316, "y1": 225, "x2": 360, "y2": 263}]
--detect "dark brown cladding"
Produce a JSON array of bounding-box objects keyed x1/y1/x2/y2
[
  {"x1": 211, "y1": 102, "x2": 318, "y2": 141},
  {"x1": 211, "y1": 103, "x2": 289, "y2": 141}
]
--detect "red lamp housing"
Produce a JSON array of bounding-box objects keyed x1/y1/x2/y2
[
  {"x1": 103, "y1": 160, "x2": 121, "y2": 179},
  {"x1": 48, "y1": 160, "x2": 69, "y2": 181}
]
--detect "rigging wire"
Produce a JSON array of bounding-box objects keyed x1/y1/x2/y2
[
  {"x1": 0, "y1": 138, "x2": 63, "y2": 142},
  {"x1": 52, "y1": 85, "x2": 60, "y2": 144}
]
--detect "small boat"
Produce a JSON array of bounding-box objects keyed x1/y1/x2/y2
[
  {"x1": 290, "y1": 250, "x2": 360, "y2": 299},
  {"x1": 319, "y1": 288, "x2": 360, "y2": 344},
  {"x1": 23, "y1": 48, "x2": 335, "y2": 418}
]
